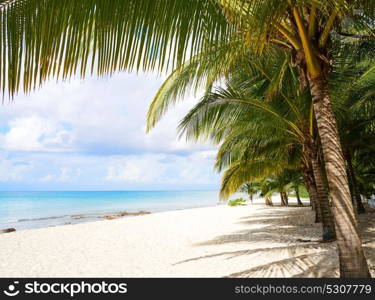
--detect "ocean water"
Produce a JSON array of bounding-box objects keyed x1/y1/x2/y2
[{"x1": 0, "y1": 190, "x2": 225, "y2": 231}]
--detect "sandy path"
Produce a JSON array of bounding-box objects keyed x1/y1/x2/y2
[{"x1": 0, "y1": 203, "x2": 374, "y2": 277}]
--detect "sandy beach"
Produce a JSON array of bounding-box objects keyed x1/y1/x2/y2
[{"x1": 0, "y1": 202, "x2": 374, "y2": 278}]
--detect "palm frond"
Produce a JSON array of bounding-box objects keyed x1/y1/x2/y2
[
  {"x1": 0, "y1": 0, "x2": 233, "y2": 97},
  {"x1": 146, "y1": 38, "x2": 247, "y2": 131}
]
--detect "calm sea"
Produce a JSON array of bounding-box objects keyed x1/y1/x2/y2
[{"x1": 0, "y1": 190, "x2": 226, "y2": 230}]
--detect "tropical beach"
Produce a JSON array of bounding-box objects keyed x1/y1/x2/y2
[
  {"x1": 0, "y1": 0, "x2": 375, "y2": 284},
  {"x1": 0, "y1": 199, "x2": 373, "y2": 278}
]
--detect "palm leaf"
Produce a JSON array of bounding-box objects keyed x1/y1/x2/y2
[{"x1": 0, "y1": 0, "x2": 233, "y2": 97}]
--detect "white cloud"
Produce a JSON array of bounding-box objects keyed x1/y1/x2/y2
[
  {"x1": 1, "y1": 73, "x2": 211, "y2": 154},
  {"x1": 0, "y1": 73, "x2": 219, "y2": 190},
  {"x1": 40, "y1": 167, "x2": 80, "y2": 182},
  {"x1": 0, "y1": 116, "x2": 75, "y2": 152},
  {"x1": 0, "y1": 154, "x2": 32, "y2": 182},
  {"x1": 105, "y1": 154, "x2": 167, "y2": 183},
  {"x1": 39, "y1": 174, "x2": 55, "y2": 183},
  {"x1": 105, "y1": 151, "x2": 218, "y2": 185},
  {"x1": 0, "y1": 151, "x2": 220, "y2": 189}
]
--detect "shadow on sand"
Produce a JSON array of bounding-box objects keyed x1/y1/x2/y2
[{"x1": 175, "y1": 206, "x2": 375, "y2": 277}]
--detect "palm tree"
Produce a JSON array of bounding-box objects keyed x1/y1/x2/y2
[
  {"x1": 330, "y1": 38, "x2": 375, "y2": 214},
  {"x1": 148, "y1": 1, "x2": 374, "y2": 277},
  {"x1": 150, "y1": 3, "x2": 374, "y2": 275},
  {"x1": 270, "y1": 172, "x2": 291, "y2": 206},
  {"x1": 301, "y1": 159, "x2": 322, "y2": 222},
  {"x1": 261, "y1": 173, "x2": 290, "y2": 206},
  {"x1": 2, "y1": 0, "x2": 373, "y2": 277},
  {"x1": 175, "y1": 53, "x2": 336, "y2": 241},
  {"x1": 253, "y1": 172, "x2": 299, "y2": 206},
  {"x1": 283, "y1": 169, "x2": 304, "y2": 206},
  {"x1": 175, "y1": 37, "x2": 375, "y2": 242},
  {"x1": 239, "y1": 182, "x2": 261, "y2": 203},
  {"x1": 259, "y1": 178, "x2": 274, "y2": 206},
  {"x1": 354, "y1": 150, "x2": 375, "y2": 199}
]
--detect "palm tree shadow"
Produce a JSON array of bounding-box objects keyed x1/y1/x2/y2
[
  {"x1": 226, "y1": 251, "x2": 339, "y2": 278},
  {"x1": 174, "y1": 243, "x2": 334, "y2": 265},
  {"x1": 195, "y1": 208, "x2": 320, "y2": 247},
  {"x1": 174, "y1": 207, "x2": 375, "y2": 277}
]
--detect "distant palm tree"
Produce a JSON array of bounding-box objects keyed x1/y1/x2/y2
[
  {"x1": 269, "y1": 172, "x2": 291, "y2": 206},
  {"x1": 283, "y1": 169, "x2": 304, "y2": 206},
  {"x1": 257, "y1": 173, "x2": 300, "y2": 206},
  {"x1": 259, "y1": 178, "x2": 274, "y2": 206},
  {"x1": 239, "y1": 182, "x2": 261, "y2": 203}
]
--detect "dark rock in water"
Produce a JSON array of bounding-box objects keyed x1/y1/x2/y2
[
  {"x1": 103, "y1": 210, "x2": 151, "y2": 220},
  {"x1": 119, "y1": 210, "x2": 151, "y2": 216},
  {"x1": 0, "y1": 228, "x2": 16, "y2": 233}
]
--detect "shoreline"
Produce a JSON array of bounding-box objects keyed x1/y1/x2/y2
[
  {"x1": 0, "y1": 202, "x2": 224, "y2": 232},
  {"x1": 2, "y1": 202, "x2": 372, "y2": 277},
  {"x1": 0, "y1": 190, "x2": 226, "y2": 231},
  {"x1": 0, "y1": 195, "x2": 306, "y2": 232}
]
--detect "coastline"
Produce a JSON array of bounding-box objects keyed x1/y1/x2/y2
[
  {"x1": 1, "y1": 202, "x2": 374, "y2": 277},
  {"x1": 0, "y1": 190, "x2": 225, "y2": 231},
  {"x1": 0, "y1": 202, "x2": 224, "y2": 232}
]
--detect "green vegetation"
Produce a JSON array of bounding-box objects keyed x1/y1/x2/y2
[
  {"x1": 239, "y1": 183, "x2": 261, "y2": 203},
  {"x1": 227, "y1": 198, "x2": 247, "y2": 207},
  {"x1": 289, "y1": 186, "x2": 309, "y2": 199}
]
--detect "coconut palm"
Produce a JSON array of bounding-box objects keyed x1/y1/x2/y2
[
  {"x1": 261, "y1": 173, "x2": 291, "y2": 206},
  {"x1": 239, "y1": 182, "x2": 261, "y2": 203},
  {"x1": 2, "y1": 0, "x2": 374, "y2": 277},
  {"x1": 220, "y1": 9, "x2": 374, "y2": 272},
  {"x1": 283, "y1": 169, "x2": 304, "y2": 206},
  {"x1": 148, "y1": 1, "x2": 374, "y2": 277},
  {"x1": 252, "y1": 172, "x2": 301, "y2": 206},
  {"x1": 173, "y1": 50, "x2": 337, "y2": 241},
  {"x1": 354, "y1": 150, "x2": 375, "y2": 199},
  {"x1": 184, "y1": 87, "x2": 337, "y2": 241},
  {"x1": 168, "y1": 41, "x2": 374, "y2": 244},
  {"x1": 149, "y1": 15, "x2": 375, "y2": 276},
  {"x1": 330, "y1": 38, "x2": 375, "y2": 213},
  {"x1": 259, "y1": 178, "x2": 274, "y2": 206},
  {"x1": 270, "y1": 172, "x2": 291, "y2": 206}
]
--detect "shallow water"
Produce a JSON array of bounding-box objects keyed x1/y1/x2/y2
[{"x1": 0, "y1": 190, "x2": 226, "y2": 230}]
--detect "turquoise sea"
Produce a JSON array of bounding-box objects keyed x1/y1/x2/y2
[{"x1": 0, "y1": 190, "x2": 224, "y2": 230}]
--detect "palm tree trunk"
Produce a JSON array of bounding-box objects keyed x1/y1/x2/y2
[
  {"x1": 346, "y1": 164, "x2": 357, "y2": 209},
  {"x1": 280, "y1": 192, "x2": 288, "y2": 206},
  {"x1": 302, "y1": 166, "x2": 322, "y2": 222},
  {"x1": 283, "y1": 191, "x2": 289, "y2": 206},
  {"x1": 310, "y1": 187, "x2": 322, "y2": 223},
  {"x1": 310, "y1": 153, "x2": 336, "y2": 241},
  {"x1": 345, "y1": 151, "x2": 365, "y2": 214},
  {"x1": 309, "y1": 76, "x2": 370, "y2": 277},
  {"x1": 295, "y1": 186, "x2": 303, "y2": 206},
  {"x1": 280, "y1": 192, "x2": 285, "y2": 206},
  {"x1": 265, "y1": 196, "x2": 273, "y2": 206}
]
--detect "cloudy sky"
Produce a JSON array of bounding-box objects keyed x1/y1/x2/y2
[{"x1": 0, "y1": 73, "x2": 220, "y2": 191}]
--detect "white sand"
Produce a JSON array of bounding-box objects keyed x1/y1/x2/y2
[{"x1": 0, "y1": 202, "x2": 374, "y2": 277}]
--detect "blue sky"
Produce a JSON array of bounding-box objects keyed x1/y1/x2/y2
[{"x1": 0, "y1": 73, "x2": 220, "y2": 191}]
